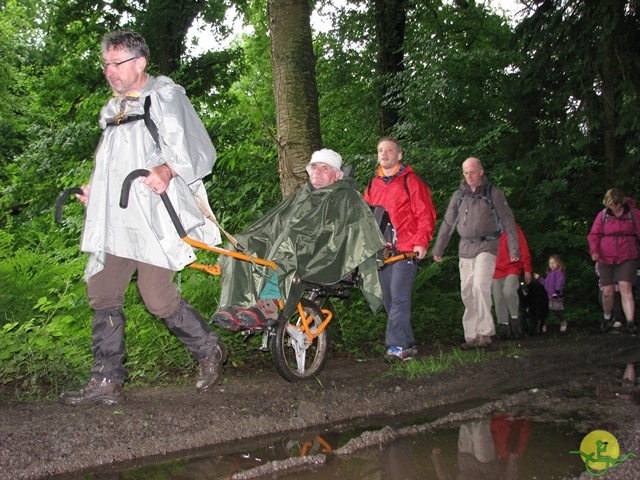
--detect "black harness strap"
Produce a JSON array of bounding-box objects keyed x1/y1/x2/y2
[{"x1": 105, "y1": 96, "x2": 160, "y2": 150}]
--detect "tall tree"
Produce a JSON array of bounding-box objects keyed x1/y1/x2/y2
[
  {"x1": 373, "y1": 0, "x2": 406, "y2": 135},
  {"x1": 267, "y1": 0, "x2": 323, "y2": 196},
  {"x1": 139, "y1": 0, "x2": 229, "y2": 75},
  {"x1": 515, "y1": 0, "x2": 640, "y2": 194}
]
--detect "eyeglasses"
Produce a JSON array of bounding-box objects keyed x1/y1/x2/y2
[
  {"x1": 101, "y1": 56, "x2": 139, "y2": 71},
  {"x1": 462, "y1": 169, "x2": 482, "y2": 177}
]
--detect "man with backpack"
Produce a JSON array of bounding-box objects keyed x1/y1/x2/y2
[
  {"x1": 364, "y1": 137, "x2": 436, "y2": 362},
  {"x1": 432, "y1": 157, "x2": 519, "y2": 349},
  {"x1": 59, "y1": 31, "x2": 226, "y2": 406}
]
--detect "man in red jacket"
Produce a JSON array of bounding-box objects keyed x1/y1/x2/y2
[
  {"x1": 364, "y1": 137, "x2": 436, "y2": 361},
  {"x1": 492, "y1": 225, "x2": 532, "y2": 339}
]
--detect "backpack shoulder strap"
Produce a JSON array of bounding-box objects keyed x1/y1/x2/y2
[
  {"x1": 141, "y1": 96, "x2": 160, "y2": 150},
  {"x1": 484, "y1": 183, "x2": 503, "y2": 233},
  {"x1": 105, "y1": 96, "x2": 161, "y2": 150},
  {"x1": 404, "y1": 173, "x2": 411, "y2": 201}
]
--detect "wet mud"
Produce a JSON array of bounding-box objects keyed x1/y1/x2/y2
[{"x1": 1, "y1": 333, "x2": 639, "y2": 479}]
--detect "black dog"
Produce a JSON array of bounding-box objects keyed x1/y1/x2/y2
[{"x1": 518, "y1": 279, "x2": 549, "y2": 335}]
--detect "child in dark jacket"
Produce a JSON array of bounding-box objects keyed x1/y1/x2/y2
[{"x1": 535, "y1": 255, "x2": 567, "y2": 333}]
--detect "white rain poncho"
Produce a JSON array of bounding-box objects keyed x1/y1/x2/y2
[{"x1": 81, "y1": 75, "x2": 221, "y2": 280}]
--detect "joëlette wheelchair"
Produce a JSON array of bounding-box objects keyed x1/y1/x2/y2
[{"x1": 55, "y1": 169, "x2": 414, "y2": 382}]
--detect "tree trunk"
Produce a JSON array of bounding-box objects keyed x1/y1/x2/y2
[
  {"x1": 597, "y1": 0, "x2": 626, "y2": 187},
  {"x1": 600, "y1": 36, "x2": 618, "y2": 186},
  {"x1": 374, "y1": 0, "x2": 406, "y2": 136},
  {"x1": 268, "y1": 0, "x2": 323, "y2": 197},
  {"x1": 139, "y1": 0, "x2": 203, "y2": 75}
]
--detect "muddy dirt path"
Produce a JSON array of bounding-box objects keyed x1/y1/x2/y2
[{"x1": 1, "y1": 333, "x2": 639, "y2": 479}]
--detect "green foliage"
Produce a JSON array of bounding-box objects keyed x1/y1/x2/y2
[
  {"x1": 327, "y1": 294, "x2": 388, "y2": 356},
  {"x1": 1, "y1": 119, "x2": 99, "y2": 222},
  {"x1": 326, "y1": 259, "x2": 465, "y2": 358},
  {"x1": 0, "y1": 290, "x2": 91, "y2": 400},
  {"x1": 388, "y1": 343, "x2": 526, "y2": 381},
  {"x1": 1, "y1": 0, "x2": 636, "y2": 402}
]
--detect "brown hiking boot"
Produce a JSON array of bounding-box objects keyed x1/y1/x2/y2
[
  {"x1": 460, "y1": 338, "x2": 479, "y2": 350},
  {"x1": 477, "y1": 335, "x2": 493, "y2": 348},
  {"x1": 59, "y1": 377, "x2": 125, "y2": 406},
  {"x1": 196, "y1": 341, "x2": 228, "y2": 392}
]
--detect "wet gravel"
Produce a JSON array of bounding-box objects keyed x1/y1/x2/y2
[{"x1": 1, "y1": 333, "x2": 639, "y2": 479}]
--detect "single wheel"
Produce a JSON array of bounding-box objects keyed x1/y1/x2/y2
[{"x1": 271, "y1": 298, "x2": 329, "y2": 382}]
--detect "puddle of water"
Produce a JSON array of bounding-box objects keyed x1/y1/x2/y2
[{"x1": 81, "y1": 416, "x2": 587, "y2": 480}]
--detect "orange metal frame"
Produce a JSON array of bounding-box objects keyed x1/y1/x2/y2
[{"x1": 182, "y1": 236, "x2": 415, "y2": 347}]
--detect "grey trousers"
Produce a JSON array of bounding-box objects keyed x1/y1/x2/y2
[
  {"x1": 492, "y1": 274, "x2": 520, "y2": 325},
  {"x1": 379, "y1": 258, "x2": 418, "y2": 349}
]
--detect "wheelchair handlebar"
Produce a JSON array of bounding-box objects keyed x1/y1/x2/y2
[
  {"x1": 120, "y1": 169, "x2": 187, "y2": 238},
  {"x1": 54, "y1": 188, "x2": 84, "y2": 224},
  {"x1": 384, "y1": 251, "x2": 417, "y2": 265}
]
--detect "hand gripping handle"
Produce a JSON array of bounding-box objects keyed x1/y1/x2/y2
[{"x1": 120, "y1": 169, "x2": 187, "y2": 238}]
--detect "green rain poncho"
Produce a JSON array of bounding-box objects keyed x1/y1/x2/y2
[{"x1": 218, "y1": 177, "x2": 387, "y2": 317}]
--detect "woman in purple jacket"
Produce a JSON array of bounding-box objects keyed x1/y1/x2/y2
[{"x1": 588, "y1": 188, "x2": 640, "y2": 334}]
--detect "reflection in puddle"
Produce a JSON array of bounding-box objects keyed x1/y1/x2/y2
[{"x1": 104, "y1": 412, "x2": 586, "y2": 480}]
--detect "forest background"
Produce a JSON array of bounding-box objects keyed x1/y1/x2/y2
[{"x1": 1, "y1": 0, "x2": 639, "y2": 400}]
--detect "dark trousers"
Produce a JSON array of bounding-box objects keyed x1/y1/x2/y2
[
  {"x1": 379, "y1": 258, "x2": 418, "y2": 349},
  {"x1": 86, "y1": 254, "x2": 217, "y2": 383}
]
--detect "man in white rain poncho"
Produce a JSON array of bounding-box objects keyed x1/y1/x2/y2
[{"x1": 59, "y1": 31, "x2": 226, "y2": 406}]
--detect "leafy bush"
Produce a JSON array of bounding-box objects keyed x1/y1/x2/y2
[{"x1": 0, "y1": 290, "x2": 91, "y2": 400}]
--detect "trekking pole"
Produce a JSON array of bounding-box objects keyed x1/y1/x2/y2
[
  {"x1": 54, "y1": 188, "x2": 84, "y2": 224},
  {"x1": 120, "y1": 169, "x2": 277, "y2": 270}
]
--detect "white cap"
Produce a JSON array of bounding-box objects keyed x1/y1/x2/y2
[{"x1": 306, "y1": 149, "x2": 343, "y2": 175}]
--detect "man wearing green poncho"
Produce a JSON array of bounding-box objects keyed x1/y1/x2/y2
[{"x1": 212, "y1": 149, "x2": 387, "y2": 330}]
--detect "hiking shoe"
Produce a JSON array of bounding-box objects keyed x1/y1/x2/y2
[
  {"x1": 560, "y1": 322, "x2": 568, "y2": 333},
  {"x1": 600, "y1": 318, "x2": 613, "y2": 333},
  {"x1": 460, "y1": 338, "x2": 479, "y2": 350},
  {"x1": 59, "y1": 377, "x2": 125, "y2": 406},
  {"x1": 626, "y1": 322, "x2": 637, "y2": 335},
  {"x1": 477, "y1": 335, "x2": 492, "y2": 348},
  {"x1": 510, "y1": 317, "x2": 523, "y2": 337},
  {"x1": 386, "y1": 346, "x2": 415, "y2": 362},
  {"x1": 497, "y1": 322, "x2": 511, "y2": 339},
  {"x1": 196, "y1": 341, "x2": 228, "y2": 392}
]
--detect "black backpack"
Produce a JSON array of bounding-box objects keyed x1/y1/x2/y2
[
  {"x1": 370, "y1": 205, "x2": 397, "y2": 253},
  {"x1": 366, "y1": 174, "x2": 411, "y2": 255}
]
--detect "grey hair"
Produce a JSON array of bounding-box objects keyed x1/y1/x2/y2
[{"x1": 101, "y1": 31, "x2": 149, "y2": 60}]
